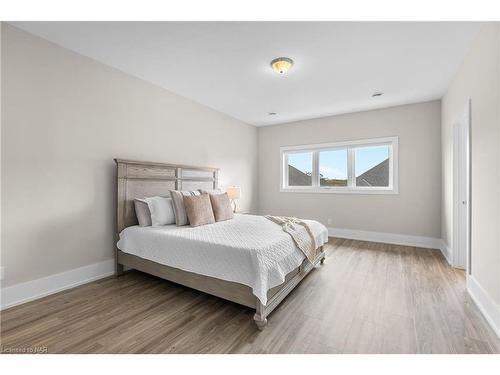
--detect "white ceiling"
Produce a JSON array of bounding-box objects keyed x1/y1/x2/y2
[{"x1": 12, "y1": 22, "x2": 480, "y2": 126}]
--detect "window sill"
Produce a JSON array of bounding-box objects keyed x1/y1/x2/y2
[{"x1": 280, "y1": 187, "x2": 398, "y2": 195}]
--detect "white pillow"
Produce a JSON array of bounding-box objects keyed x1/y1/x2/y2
[{"x1": 145, "y1": 196, "x2": 176, "y2": 226}]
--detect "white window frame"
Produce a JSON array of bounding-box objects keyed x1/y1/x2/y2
[{"x1": 280, "y1": 136, "x2": 399, "y2": 194}]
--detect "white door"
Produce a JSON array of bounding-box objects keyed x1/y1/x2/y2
[{"x1": 452, "y1": 101, "x2": 471, "y2": 271}]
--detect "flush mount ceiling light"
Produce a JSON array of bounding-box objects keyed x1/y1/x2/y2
[{"x1": 270, "y1": 57, "x2": 294, "y2": 74}]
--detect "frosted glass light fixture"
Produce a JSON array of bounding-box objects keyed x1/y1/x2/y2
[{"x1": 270, "y1": 57, "x2": 294, "y2": 74}]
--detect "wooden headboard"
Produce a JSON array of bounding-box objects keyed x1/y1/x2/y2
[{"x1": 115, "y1": 159, "x2": 219, "y2": 233}]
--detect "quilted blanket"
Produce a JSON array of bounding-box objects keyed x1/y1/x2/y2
[
  {"x1": 264, "y1": 215, "x2": 317, "y2": 262},
  {"x1": 117, "y1": 214, "x2": 328, "y2": 304}
]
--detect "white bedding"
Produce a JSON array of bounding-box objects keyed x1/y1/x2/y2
[{"x1": 117, "y1": 214, "x2": 328, "y2": 305}]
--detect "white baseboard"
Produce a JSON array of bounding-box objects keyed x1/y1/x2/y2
[
  {"x1": 439, "y1": 240, "x2": 452, "y2": 265},
  {"x1": 328, "y1": 227, "x2": 442, "y2": 250},
  {"x1": 327, "y1": 227, "x2": 452, "y2": 264},
  {"x1": 0, "y1": 259, "x2": 115, "y2": 310},
  {"x1": 467, "y1": 275, "x2": 500, "y2": 340}
]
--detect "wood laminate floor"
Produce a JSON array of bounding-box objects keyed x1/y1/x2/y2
[{"x1": 1, "y1": 239, "x2": 499, "y2": 354}]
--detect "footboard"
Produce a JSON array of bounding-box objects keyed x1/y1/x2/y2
[{"x1": 253, "y1": 246, "x2": 326, "y2": 330}]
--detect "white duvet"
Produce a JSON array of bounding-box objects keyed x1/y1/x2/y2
[{"x1": 117, "y1": 214, "x2": 328, "y2": 305}]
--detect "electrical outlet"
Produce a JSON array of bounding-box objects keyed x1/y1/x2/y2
[{"x1": 327, "y1": 218, "x2": 333, "y2": 225}]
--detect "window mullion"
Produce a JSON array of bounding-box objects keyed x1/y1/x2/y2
[
  {"x1": 312, "y1": 150, "x2": 319, "y2": 187},
  {"x1": 388, "y1": 144, "x2": 393, "y2": 189},
  {"x1": 283, "y1": 152, "x2": 289, "y2": 188},
  {"x1": 347, "y1": 148, "x2": 356, "y2": 188}
]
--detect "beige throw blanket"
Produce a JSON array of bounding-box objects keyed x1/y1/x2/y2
[{"x1": 265, "y1": 215, "x2": 317, "y2": 262}]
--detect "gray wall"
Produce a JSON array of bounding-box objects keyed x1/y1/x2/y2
[
  {"x1": 257, "y1": 101, "x2": 442, "y2": 238},
  {"x1": 441, "y1": 23, "x2": 500, "y2": 305},
  {"x1": 1, "y1": 24, "x2": 258, "y2": 287}
]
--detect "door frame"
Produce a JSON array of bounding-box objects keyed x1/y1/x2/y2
[{"x1": 452, "y1": 99, "x2": 471, "y2": 272}]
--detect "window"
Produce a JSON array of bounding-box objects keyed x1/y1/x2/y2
[
  {"x1": 319, "y1": 149, "x2": 347, "y2": 187},
  {"x1": 287, "y1": 152, "x2": 313, "y2": 186},
  {"x1": 355, "y1": 145, "x2": 390, "y2": 187},
  {"x1": 281, "y1": 136, "x2": 398, "y2": 194}
]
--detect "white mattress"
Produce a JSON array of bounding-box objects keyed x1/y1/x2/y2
[{"x1": 117, "y1": 214, "x2": 328, "y2": 305}]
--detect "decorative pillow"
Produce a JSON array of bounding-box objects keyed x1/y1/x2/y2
[
  {"x1": 134, "y1": 198, "x2": 152, "y2": 226},
  {"x1": 198, "y1": 188, "x2": 224, "y2": 195},
  {"x1": 144, "y1": 196, "x2": 176, "y2": 226},
  {"x1": 209, "y1": 193, "x2": 234, "y2": 222},
  {"x1": 170, "y1": 190, "x2": 201, "y2": 226},
  {"x1": 183, "y1": 193, "x2": 215, "y2": 227}
]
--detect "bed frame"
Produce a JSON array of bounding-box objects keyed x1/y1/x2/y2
[{"x1": 115, "y1": 158, "x2": 325, "y2": 329}]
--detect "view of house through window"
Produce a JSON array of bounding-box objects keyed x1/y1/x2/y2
[
  {"x1": 287, "y1": 152, "x2": 312, "y2": 186},
  {"x1": 355, "y1": 145, "x2": 390, "y2": 187},
  {"x1": 282, "y1": 137, "x2": 397, "y2": 193}
]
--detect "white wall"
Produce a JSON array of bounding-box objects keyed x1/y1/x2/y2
[
  {"x1": 257, "y1": 101, "x2": 442, "y2": 239},
  {"x1": 0, "y1": 24, "x2": 258, "y2": 288},
  {"x1": 441, "y1": 23, "x2": 500, "y2": 307}
]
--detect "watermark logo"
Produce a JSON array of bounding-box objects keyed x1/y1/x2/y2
[{"x1": 0, "y1": 345, "x2": 48, "y2": 354}]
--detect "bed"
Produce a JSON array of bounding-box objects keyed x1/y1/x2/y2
[{"x1": 114, "y1": 159, "x2": 327, "y2": 329}]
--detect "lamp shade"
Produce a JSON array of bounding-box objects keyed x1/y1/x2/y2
[{"x1": 226, "y1": 186, "x2": 241, "y2": 200}]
